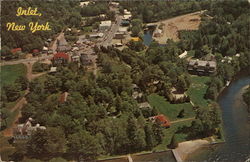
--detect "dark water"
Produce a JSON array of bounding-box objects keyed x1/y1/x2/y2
[
  {"x1": 187, "y1": 74, "x2": 250, "y2": 162},
  {"x1": 143, "y1": 30, "x2": 153, "y2": 46}
]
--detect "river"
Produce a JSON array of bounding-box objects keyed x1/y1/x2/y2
[{"x1": 187, "y1": 73, "x2": 250, "y2": 162}]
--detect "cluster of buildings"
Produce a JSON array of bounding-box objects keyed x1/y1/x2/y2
[{"x1": 13, "y1": 118, "x2": 46, "y2": 140}]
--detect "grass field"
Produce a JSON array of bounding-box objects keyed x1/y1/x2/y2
[
  {"x1": 187, "y1": 75, "x2": 211, "y2": 107},
  {"x1": 147, "y1": 94, "x2": 195, "y2": 121},
  {"x1": 153, "y1": 119, "x2": 194, "y2": 151},
  {"x1": 0, "y1": 64, "x2": 26, "y2": 87}
]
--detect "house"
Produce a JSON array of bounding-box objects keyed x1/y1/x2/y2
[
  {"x1": 99, "y1": 20, "x2": 112, "y2": 31},
  {"x1": 13, "y1": 118, "x2": 46, "y2": 139},
  {"x1": 123, "y1": 14, "x2": 132, "y2": 21},
  {"x1": 99, "y1": 14, "x2": 106, "y2": 19},
  {"x1": 57, "y1": 36, "x2": 71, "y2": 52},
  {"x1": 139, "y1": 102, "x2": 152, "y2": 109},
  {"x1": 188, "y1": 59, "x2": 216, "y2": 75},
  {"x1": 11, "y1": 48, "x2": 22, "y2": 54},
  {"x1": 124, "y1": 9, "x2": 131, "y2": 15},
  {"x1": 52, "y1": 52, "x2": 69, "y2": 65},
  {"x1": 79, "y1": 1, "x2": 93, "y2": 7},
  {"x1": 178, "y1": 50, "x2": 187, "y2": 59},
  {"x1": 150, "y1": 114, "x2": 171, "y2": 128},
  {"x1": 42, "y1": 46, "x2": 48, "y2": 52},
  {"x1": 110, "y1": 2, "x2": 119, "y2": 7},
  {"x1": 59, "y1": 92, "x2": 69, "y2": 103},
  {"x1": 49, "y1": 67, "x2": 57, "y2": 73}
]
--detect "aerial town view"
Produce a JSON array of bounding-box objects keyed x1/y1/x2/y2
[{"x1": 0, "y1": 0, "x2": 250, "y2": 162}]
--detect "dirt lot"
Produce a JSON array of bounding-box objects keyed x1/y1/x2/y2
[{"x1": 153, "y1": 11, "x2": 205, "y2": 43}]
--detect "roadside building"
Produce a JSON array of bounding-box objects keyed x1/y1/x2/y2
[
  {"x1": 188, "y1": 59, "x2": 217, "y2": 75},
  {"x1": 52, "y1": 52, "x2": 69, "y2": 65},
  {"x1": 57, "y1": 37, "x2": 71, "y2": 52},
  {"x1": 71, "y1": 55, "x2": 80, "y2": 62},
  {"x1": 80, "y1": 54, "x2": 93, "y2": 65},
  {"x1": 123, "y1": 14, "x2": 132, "y2": 21},
  {"x1": 150, "y1": 114, "x2": 171, "y2": 128},
  {"x1": 99, "y1": 20, "x2": 112, "y2": 31},
  {"x1": 118, "y1": 27, "x2": 128, "y2": 34},
  {"x1": 114, "y1": 32, "x2": 125, "y2": 39},
  {"x1": 121, "y1": 20, "x2": 130, "y2": 26},
  {"x1": 42, "y1": 46, "x2": 49, "y2": 52},
  {"x1": 131, "y1": 37, "x2": 140, "y2": 42},
  {"x1": 11, "y1": 48, "x2": 22, "y2": 54}
]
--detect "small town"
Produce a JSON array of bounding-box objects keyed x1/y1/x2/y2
[{"x1": 0, "y1": 1, "x2": 250, "y2": 162}]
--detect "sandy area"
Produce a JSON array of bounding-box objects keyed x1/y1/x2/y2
[
  {"x1": 153, "y1": 11, "x2": 205, "y2": 43},
  {"x1": 173, "y1": 139, "x2": 209, "y2": 161}
]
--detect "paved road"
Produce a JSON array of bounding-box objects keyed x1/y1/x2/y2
[
  {"x1": 0, "y1": 55, "x2": 53, "y2": 66},
  {"x1": 102, "y1": 15, "x2": 122, "y2": 47},
  {"x1": 98, "y1": 7, "x2": 122, "y2": 47}
]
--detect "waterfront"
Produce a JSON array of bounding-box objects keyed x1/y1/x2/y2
[{"x1": 187, "y1": 73, "x2": 250, "y2": 161}]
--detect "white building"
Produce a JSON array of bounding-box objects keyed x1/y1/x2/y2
[
  {"x1": 79, "y1": 1, "x2": 92, "y2": 7},
  {"x1": 99, "y1": 20, "x2": 112, "y2": 31},
  {"x1": 123, "y1": 14, "x2": 132, "y2": 20}
]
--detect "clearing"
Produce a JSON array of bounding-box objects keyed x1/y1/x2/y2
[
  {"x1": 187, "y1": 75, "x2": 211, "y2": 107},
  {"x1": 153, "y1": 10, "x2": 205, "y2": 43},
  {"x1": 147, "y1": 93, "x2": 195, "y2": 121},
  {"x1": 0, "y1": 64, "x2": 26, "y2": 87}
]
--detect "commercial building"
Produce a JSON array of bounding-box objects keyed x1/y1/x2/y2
[
  {"x1": 188, "y1": 59, "x2": 217, "y2": 75},
  {"x1": 99, "y1": 20, "x2": 112, "y2": 31}
]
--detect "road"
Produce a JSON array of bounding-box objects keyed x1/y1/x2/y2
[
  {"x1": 0, "y1": 55, "x2": 53, "y2": 66},
  {"x1": 170, "y1": 117, "x2": 195, "y2": 124},
  {"x1": 0, "y1": 31, "x2": 64, "y2": 66},
  {"x1": 98, "y1": 7, "x2": 122, "y2": 47}
]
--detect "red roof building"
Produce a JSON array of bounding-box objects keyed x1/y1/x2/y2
[
  {"x1": 52, "y1": 52, "x2": 69, "y2": 65},
  {"x1": 11, "y1": 48, "x2": 22, "y2": 54},
  {"x1": 153, "y1": 114, "x2": 171, "y2": 127},
  {"x1": 53, "y1": 52, "x2": 69, "y2": 60},
  {"x1": 33, "y1": 49, "x2": 39, "y2": 53}
]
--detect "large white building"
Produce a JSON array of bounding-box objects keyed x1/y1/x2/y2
[{"x1": 99, "y1": 20, "x2": 112, "y2": 31}]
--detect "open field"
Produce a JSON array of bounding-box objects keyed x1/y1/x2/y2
[
  {"x1": 147, "y1": 94, "x2": 195, "y2": 121},
  {"x1": 153, "y1": 11, "x2": 204, "y2": 43},
  {"x1": 0, "y1": 64, "x2": 26, "y2": 87},
  {"x1": 187, "y1": 75, "x2": 210, "y2": 107},
  {"x1": 153, "y1": 120, "x2": 195, "y2": 151}
]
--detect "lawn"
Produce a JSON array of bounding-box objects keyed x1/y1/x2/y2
[
  {"x1": 147, "y1": 94, "x2": 195, "y2": 121},
  {"x1": 0, "y1": 64, "x2": 27, "y2": 87},
  {"x1": 153, "y1": 119, "x2": 194, "y2": 151},
  {"x1": 187, "y1": 75, "x2": 211, "y2": 107}
]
